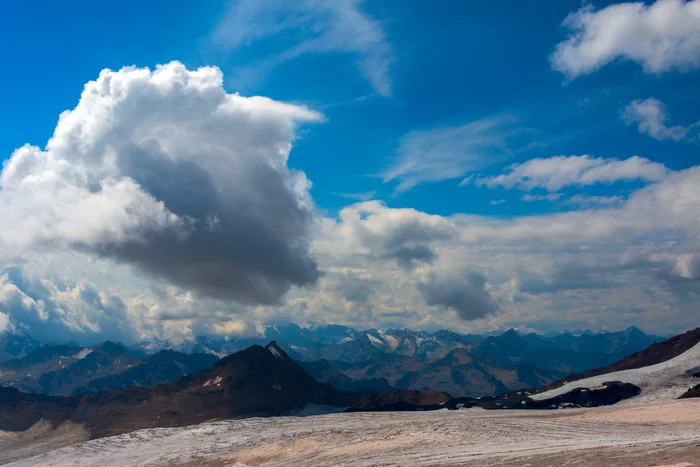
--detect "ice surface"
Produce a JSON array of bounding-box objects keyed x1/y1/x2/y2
[{"x1": 6, "y1": 402, "x2": 700, "y2": 466}]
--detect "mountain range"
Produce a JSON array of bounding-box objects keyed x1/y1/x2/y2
[
  {"x1": 0, "y1": 324, "x2": 662, "y2": 398},
  {"x1": 0, "y1": 342, "x2": 349, "y2": 438},
  {"x1": 0, "y1": 340, "x2": 217, "y2": 397},
  {"x1": 0, "y1": 327, "x2": 698, "y2": 441}
]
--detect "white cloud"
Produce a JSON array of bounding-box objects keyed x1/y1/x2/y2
[
  {"x1": 4, "y1": 165, "x2": 700, "y2": 338},
  {"x1": 213, "y1": 0, "x2": 393, "y2": 96},
  {"x1": 490, "y1": 199, "x2": 506, "y2": 206},
  {"x1": 0, "y1": 62, "x2": 323, "y2": 305},
  {"x1": 210, "y1": 320, "x2": 250, "y2": 336},
  {"x1": 315, "y1": 201, "x2": 456, "y2": 270},
  {"x1": 457, "y1": 167, "x2": 700, "y2": 245},
  {"x1": 0, "y1": 270, "x2": 136, "y2": 344},
  {"x1": 672, "y1": 253, "x2": 700, "y2": 280},
  {"x1": 4, "y1": 62, "x2": 700, "y2": 339},
  {"x1": 622, "y1": 98, "x2": 698, "y2": 141},
  {"x1": 382, "y1": 116, "x2": 517, "y2": 193},
  {"x1": 472, "y1": 155, "x2": 669, "y2": 191},
  {"x1": 564, "y1": 194, "x2": 625, "y2": 207},
  {"x1": 552, "y1": 0, "x2": 700, "y2": 78}
]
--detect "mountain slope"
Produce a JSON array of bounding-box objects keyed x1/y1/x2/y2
[
  {"x1": 526, "y1": 328, "x2": 700, "y2": 405},
  {"x1": 0, "y1": 342, "x2": 351, "y2": 438},
  {"x1": 544, "y1": 327, "x2": 700, "y2": 388},
  {"x1": 394, "y1": 348, "x2": 564, "y2": 397},
  {"x1": 299, "y1": 359, "x2": 392, "y2": 393},
  {"x1": 0, "y1": 342, "x2": 142, "y2": 396}
]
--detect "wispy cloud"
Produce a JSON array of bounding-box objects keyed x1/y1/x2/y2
[
  {"x1": 212, "y1": 0, "x2": 393, "y2": 96},
  {"x1": 471, "y1": 155, "x2": 670, "y2": 192},
  {"x1": 564, "y1": 194, "x2": 625, "y2": 207},
  {"x1": 522, "y1": 193, "x2": 564, "y2": 202},
  {"x1": 331, "y1": 190, "x2": 377, "y2": 202},
  {"x1": 381, "y1": 116, "x2": 518, "y2": 194},
  {"x1": 622, "y1": 98, "x2": 699, "y2": 141}
]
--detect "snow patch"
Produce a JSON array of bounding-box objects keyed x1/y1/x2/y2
[
  {"x1": 366, "y1": 333, "x2": 384, "y2": 348},
  {"x1": 377, "y1": 330, "x2": 400, "y2": 351},
  {"x1": 73, "y1": 348, "x2": 92, "y2": 360},
  {"x1": 269, "y1": 346, "x2": 283, "y2": 360},
  {"x1": 202, "y1": 376, "x2": 222, "y2": 388},
  {"x1": 338, "y1": 337, "x2": 354, "y2": 344},
  {"x1": 532, "y1": 341, "x2": 700, "y2": 402}
]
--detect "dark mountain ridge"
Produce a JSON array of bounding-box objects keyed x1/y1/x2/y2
[{"x1": 0, "y1": 342, "x2": 351, "y2": 438}]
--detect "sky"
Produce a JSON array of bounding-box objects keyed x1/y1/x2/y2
[{"x1": 1, "y1": 0, "x2": 699, "y2": 344}]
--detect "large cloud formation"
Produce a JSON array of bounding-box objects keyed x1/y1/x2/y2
[{"x1": 0, "y1": 62, "x2": 323, "y2": 305}]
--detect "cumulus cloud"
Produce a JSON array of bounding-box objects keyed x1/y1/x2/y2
[
  {"x1": 382, "y1": 116, "x2": 517, "y2": 193},
  {"x1": 0, "y1": 62, "x2": 323, "y2": 305},
  {"x1": 315, "y1": 201, "x2": 456, "y2": 270},
  {"x1": 472, "y1": 155, "x2": 669, "y2": 191},
  {"x1": 0, "y1": 269, "x2": 137, "y2": 344},
  {"x1": 622, "y1": 98, "x2": 698, "y2": 141},
  {"x1": 309, "y1": 166, "x2": 700, "y2": 332},
  {"x1": 418, "y1": 271, "x2": 500, "y2": 320},
  {"x1": 213, "y1": 0, "x2": 393, "y2": 96},
  {"x1": 4, "y1": 61, "x2": 700, "y2": 339},
  {"x1": 552, "y1": 0, "x2": 700, "y2": 78}
]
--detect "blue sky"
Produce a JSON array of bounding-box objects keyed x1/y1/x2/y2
[
  {"x1": 1, "y1": 0, "x2": 700, "y2": 342},
  {"x1": 4, "y1": 0, "x2": 698, "y2": 217}
]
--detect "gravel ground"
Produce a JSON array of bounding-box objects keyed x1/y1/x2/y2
[{"x1": 3, "y1": 402, "x2": 700, "y2": 466}]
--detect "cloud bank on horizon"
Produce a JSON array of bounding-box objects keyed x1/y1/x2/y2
[{"x1": 1, "y1": 0, "x2": 699, "y2": 344}]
